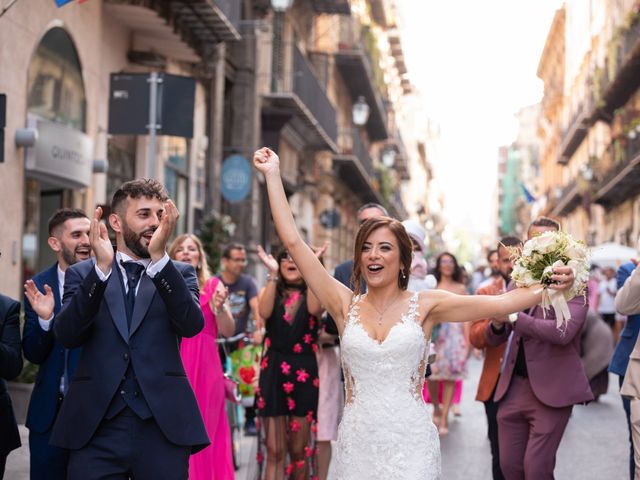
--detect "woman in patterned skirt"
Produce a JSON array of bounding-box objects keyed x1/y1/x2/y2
[{"x1": 255, "y1": 246, "x2": 324, "y2": 480}]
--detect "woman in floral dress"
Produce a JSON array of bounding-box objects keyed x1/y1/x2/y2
[
  {"x1": 427, "y1": 252, "x2": 470, "y2": 436},
  {"x1": 255, "y1": 246, "x2": 324, "y2": 480}
]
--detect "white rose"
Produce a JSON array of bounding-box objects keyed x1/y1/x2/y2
[
  {"x1": 534, "y1": 232, "x2": 559, "y2": 254},
  {"x1": 523, "y1": 241, "x2": 534, "y2": 257},
  {"x1": 566, "y1": 241, "x2": 587, "y2": 261}
]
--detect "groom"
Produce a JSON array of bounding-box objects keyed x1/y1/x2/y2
[{"x1": 50, "y1": 179, "x2": 209, "y2": 478}]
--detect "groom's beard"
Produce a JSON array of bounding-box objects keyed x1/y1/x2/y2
[{"x1": 122, "y1": 222, "x2": 154, "y2": 259}]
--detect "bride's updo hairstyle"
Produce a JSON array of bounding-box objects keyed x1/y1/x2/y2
[{"x1": 351, "y1": 216, "x2": 413, "y2": 296}]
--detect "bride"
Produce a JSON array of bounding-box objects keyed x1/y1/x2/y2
[{"x1": 253, "y1": 147, "x2": 576, "y2": 479}]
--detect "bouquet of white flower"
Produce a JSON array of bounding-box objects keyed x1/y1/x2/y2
[{"x1": 508, "y1": 230, "x2": 590, "y2": 330}]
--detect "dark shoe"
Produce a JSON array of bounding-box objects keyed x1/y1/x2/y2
[{"x1": 244, "y1": 418, "x2": 257, "y2": 436}]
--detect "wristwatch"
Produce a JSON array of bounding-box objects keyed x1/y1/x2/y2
[{"x1": 508, "y1": 313, "x2": 518, "y2": 324}]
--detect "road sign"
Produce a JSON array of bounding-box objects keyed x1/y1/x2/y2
[{"x1": 221, "y1": 154, "x2": 252, "y2": 203}]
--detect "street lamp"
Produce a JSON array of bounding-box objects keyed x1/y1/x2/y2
[
  {"x1": 271, "y1": 0, "x2": 293, "y2": 11},
  {"x1": 579, "y1": 164, "x2": 594, "y2": 181},
  {"x1": 270, "y1": 0, "x2": 293, "y2": 91},
  {"x1": 381, "y1": 146, "x2": 396, "y2": 168},
  {"x1": 352, "y1": 96, "x2": 370, "y2": 127}
]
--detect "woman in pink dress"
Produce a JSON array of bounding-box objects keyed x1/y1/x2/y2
[{"x1": 170, "y1": 234, "x2": 236, "y2": 479}]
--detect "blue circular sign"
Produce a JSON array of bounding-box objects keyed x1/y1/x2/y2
[{"x1": 220, "y1": 154, "x2": 252, "y2": 203}]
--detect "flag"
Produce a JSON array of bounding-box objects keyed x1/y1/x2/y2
[
  {"x1": 55, "y1": 0, "x2": 89, "y2": 7},
  {"x1": 520, "y1": 182, "x2": 536, "y2": 203}
]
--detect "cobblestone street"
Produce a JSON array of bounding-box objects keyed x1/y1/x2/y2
[{"x1": 6, "y1": 356, "x2": 628, "y2": 479}]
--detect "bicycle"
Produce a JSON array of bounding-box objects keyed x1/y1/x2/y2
[{"x1": 216, "y1": 332, "x2": 250, "y2": 471}]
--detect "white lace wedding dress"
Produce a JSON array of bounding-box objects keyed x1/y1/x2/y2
[{"x1": 330, "y1": 292, "x2": 441, "y2": 479}]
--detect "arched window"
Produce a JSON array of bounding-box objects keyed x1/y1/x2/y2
[{"x1": 27, "y1": 27, "x2": 86, "y2": 131}]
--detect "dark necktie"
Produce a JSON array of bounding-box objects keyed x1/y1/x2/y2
[{"x1": 122, "y1": 261, "x2": 145, "y2": 328}]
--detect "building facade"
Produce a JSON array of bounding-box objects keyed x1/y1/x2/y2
[
  {"x1": 0, "y1": 0, "x2": 431, "y2": 296},
  {"x1": 537, "y1": 0, "x2": 640, "y2": 247}
]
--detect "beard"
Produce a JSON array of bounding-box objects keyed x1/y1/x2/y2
[
  {"x1": 500, "y1": 268, "x2": 513, "y2": 283},
  {"x1": 122, "y1": 221, "x2": 154, "y2": 259},
  {"x1": 60, "y1": 243, "x2": 90, "y2": 267}
]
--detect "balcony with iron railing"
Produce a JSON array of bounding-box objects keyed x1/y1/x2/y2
[
  {"x1": 309, "y1": 0, "x2": 351, "y2": 14},
  {"x1": 263, "y1": 42, "x2": 338, "y2": 152},
  {"x1": 594, "y1": 131, "x2": 640, "y2": 209},
  {"x1": 333, "y1": 128, "x2": 384, "y2": 204},
  {"x1": 214, "y1": 0, "x2": 241, "y2": 35},
  {"x1": 334, "y1": 16, "x2": 389, "y2": 141},
  {"x1": 104, "y1": 0, "x2": 241, "y2": 62},
  {"x1": 592, "y1": 12, "x2": 640, "y2": 122},
  {"x1": 550, "y1": 178, "x2": 582, "y2": 217},
  {"x1": 557, "y1": 93, "x2": 593, "y2": 164}
]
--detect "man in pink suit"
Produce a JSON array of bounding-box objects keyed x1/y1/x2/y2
[{"x1": 485, "y1": 217, "x2": 593, "y2": 479}]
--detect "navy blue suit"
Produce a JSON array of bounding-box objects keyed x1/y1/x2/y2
[
  {"x1": 50, "y1": 257, "x2": 209, "y2": 478},
  {"x1": 609, "y1": 262, "x2": 640, "y2": 479},
  {"x1": 0, "y1": 293, "x2": 22, "y2": 476},
  {"x1": 23, "y1": 263, "x2": 81, "y2": 479}
]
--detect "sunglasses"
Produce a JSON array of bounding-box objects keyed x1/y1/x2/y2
[{"x1": 279, "y1": 252, "x2": 294, "y2": 262}]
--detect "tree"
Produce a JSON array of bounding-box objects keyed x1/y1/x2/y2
[{"x1": 196, "y1": 211, "x2": 236, "y2": 275}]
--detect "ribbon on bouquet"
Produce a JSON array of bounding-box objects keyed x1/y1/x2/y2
[{"x1": 540, "y1": 260, "x2": 573, "y2": 330}]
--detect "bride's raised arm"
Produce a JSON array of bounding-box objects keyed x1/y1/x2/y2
[
  {"x1": 424, "y1": 268, "x2": 575, "y2": 325},
  {"x1": 253, "y1": 147, "x2": 352, "y2": 329}
]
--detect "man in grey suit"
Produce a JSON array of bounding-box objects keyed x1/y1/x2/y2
[{"x1": 50, "y1": 179, "x2": 208, "y2": 479}]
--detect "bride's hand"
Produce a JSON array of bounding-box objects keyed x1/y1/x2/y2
[
  {"x1": 257, "y1": 245, "x2": 279, "y2": 273},
  {"x1": 253, "y1": 147, "x2": 280, "y2": 176}
]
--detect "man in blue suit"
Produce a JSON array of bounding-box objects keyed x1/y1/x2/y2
[
  {"x1": 0, "y1": 288, "x2": 23, "y2": 478},
  {"x1": 609, "y1": 260, "x2": 640, "y2": 479},
  {"x1": 23, "y1": 208, "x2": 90, "y2": 479},
  {"x1": 50, "y1": 179, "x2": 208, "y2": 479}
]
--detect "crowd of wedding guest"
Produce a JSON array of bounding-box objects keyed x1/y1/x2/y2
[{"x1": 1, "y1": 179, "x2": 639, "y2": 480}]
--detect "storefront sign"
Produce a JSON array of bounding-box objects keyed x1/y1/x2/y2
[
  {"x1": 221, "y1": 154, "x2": 251, "y2": 203},
  {"x1": 25, "y1": 116, "x2": 93, "y2": 189},
  {"x1": 320, "y1": 208, "x2": 341, "y2": 229}
]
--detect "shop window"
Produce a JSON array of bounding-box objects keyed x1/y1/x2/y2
[
  {"x1": 164, "y1": 137, "x2": 189, "y2": 235},
  {"x1": 27, "y1": 27, "x2": 86, "y2": 130}
]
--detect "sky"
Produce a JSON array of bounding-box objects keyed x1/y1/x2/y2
[{"x1": 396, "y1": 0, "x2": 563, "y2": 241}]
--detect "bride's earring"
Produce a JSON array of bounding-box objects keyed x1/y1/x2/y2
[{"x1": 401, "y1": 270, "x2": 407, "y2": 280}]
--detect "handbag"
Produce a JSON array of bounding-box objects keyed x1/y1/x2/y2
[{"x1": 223, "y1": 374, "x2": 241, "y2": 404}]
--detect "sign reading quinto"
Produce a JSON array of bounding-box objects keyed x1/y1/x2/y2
[{"x1": 25, "y1": 115, "x2": 93, "y2": 189}]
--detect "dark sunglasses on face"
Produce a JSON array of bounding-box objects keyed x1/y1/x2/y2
[{"x1": 279, "y1": 252, "x2": 294, "y2": 262}]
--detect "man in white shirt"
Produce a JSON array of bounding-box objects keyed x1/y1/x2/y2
[
  {"x1": 23, "y1": 208, "x2": 91, "y2": 479},
  {"x1": 49, "y1": 179, "x2": 208, "y2": 479}
]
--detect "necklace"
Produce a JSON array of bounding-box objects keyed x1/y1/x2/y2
[{"x1": 368, "y1": 292, "x2": 404, "y2": 326}]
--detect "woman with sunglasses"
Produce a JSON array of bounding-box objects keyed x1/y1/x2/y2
[
  {"x1": 255, "y1": 245, "x2": 325, "y2": 479},
  {"x1": 253, "y1": 147, "x2": 577, "y2": 479}
]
